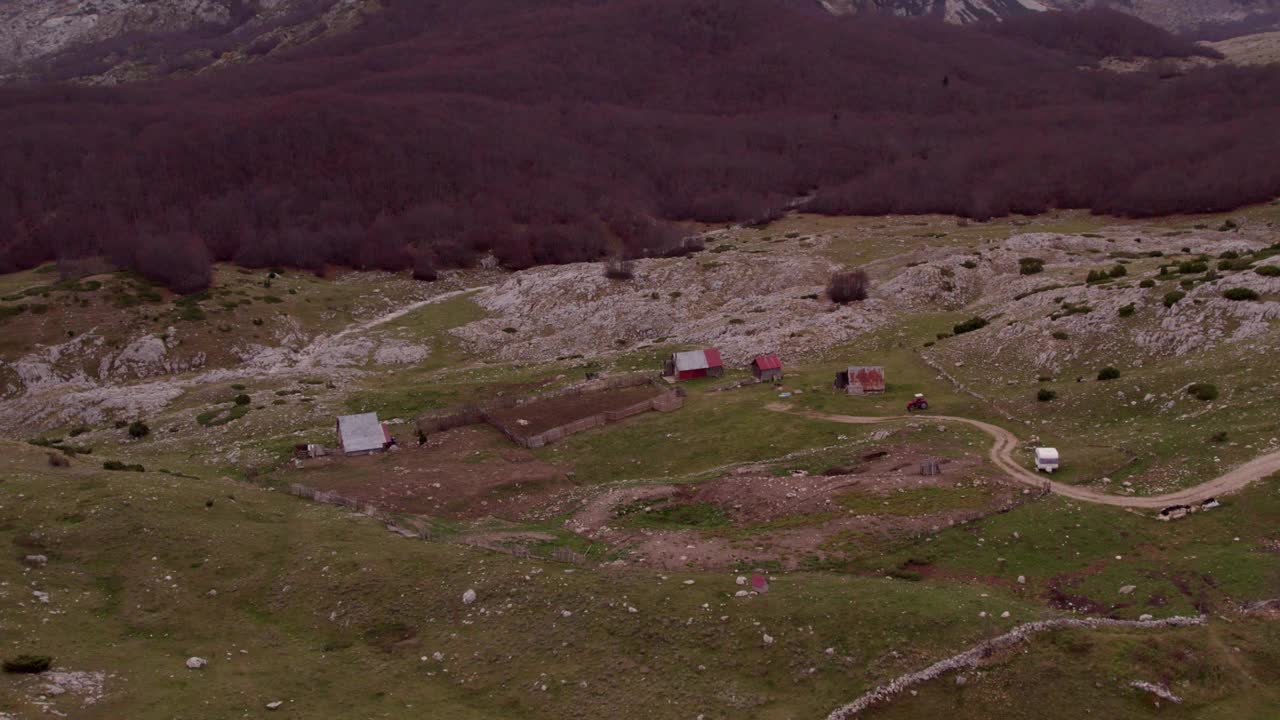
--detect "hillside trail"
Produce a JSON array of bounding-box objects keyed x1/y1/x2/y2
[
  {"x1": 289, "y1": 287, "x2": 483, "y2": 370},
  {"x1": 766, "y1": 403, "x2": 1280, "y2": 509}
]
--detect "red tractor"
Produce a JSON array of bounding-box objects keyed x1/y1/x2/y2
[{"x1": 906, "y1": 394, "x2": 929, "y2": 412}]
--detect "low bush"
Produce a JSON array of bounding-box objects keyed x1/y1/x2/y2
[
  {"x1": 1018, "y1": 257, "x2": 1044, "y2": 275},
  {"x1": 1051, "y1": 330, "x2": 1069, "y2": 340},
  {"x1": 1209, "y1": 430, "x2": 1229, "y2": 443},
  {"x1": 47, "y1": 453, "x2": 69, "y2": 468},
  {"x1": 103, "y1": 460, "x2": 146, "y2": 472},
  {"x1": 1187, "y1": 383, "x2": 1219, "y2": 401},
  {"x1": 595, "y1": 255, "x2": 638, "y2": 280},
  {"x1": 960, "y1": 260, "x2": 977, "y2": 269},
  {"x1": 1097, "y1": 366, "x2": 1120, "y2": 380},
  {"x1": 1163, "y1": 290, "x2": 1186, "y2": 307},
  {"x1": 1177, "y1": 260, "x2": 1208, "y2": 274},
  {"x1": 1109, "y1": 263, "x2": 1127, "y2": 278},
  {"x1": 1139, "y1": 278, "x2": 1155, "y2": 288},
  {"x1": 127, "y1": 421, "x2": 150, "y2": 439},
  {"x1": 3, "y1": 655, "x2": 52, "y2": 674},
  {"x1": 603, "y1": 258, "x2": 635, "y2": 280},
  {"x1": 1222, "y1": 287, "x2": 1259, "y2": 301},
  {"x1": 1117, "y1": 303, "x2": 1135, "y2": 317},
  {"x1": 412, "y1": 254, "x2": 439, "y2": 281},
  {"x1": 233, "y1": 393, "x2": 252, "y2": 406},
  {"x1": 828, "y1": 269, "x2": 871, "y2": 303},
  {"x1": 1255, "y1": 265, "x2": 1280, "y2": 277},
  {"x1": 1037, "y1": 388, "x2": 1057, "y2": 402},
  {"x1": 953, "y1": 316, "x2": 988, "y2": 335}
]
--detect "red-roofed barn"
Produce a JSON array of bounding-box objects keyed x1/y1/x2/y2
[
  {"x1": 751, "y1": 355, "x2": 783, "y2": 381},
  {"x1": 834, "y1": 366, "x2": 885, "y2": 395},
  {"x1": 664, "y1": 348, "x2": 724, "y2": 380}
]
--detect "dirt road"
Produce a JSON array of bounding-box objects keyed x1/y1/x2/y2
[{"x1": 767, "y1": 403, "x2": 1280, "y2": 510}]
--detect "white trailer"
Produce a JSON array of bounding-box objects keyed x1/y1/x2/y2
[{"x1": 1034, "y1": 447, "x2": 1059, "y2": 472}]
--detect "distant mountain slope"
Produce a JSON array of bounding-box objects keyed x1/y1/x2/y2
[
  {"x1": 818, "y1": 0, "x2": 1280, "y2": 33},
  {"x1": 0, "y1": 0, "x2": 374, "y2": 83}
]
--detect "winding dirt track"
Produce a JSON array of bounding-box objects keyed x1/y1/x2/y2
[{"x1": 767, "y1": 404, "x2": 1280, "y2": 510}]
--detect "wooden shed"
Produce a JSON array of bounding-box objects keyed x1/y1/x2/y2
[
  {"x1": 664, "y1": 348, "x2": 724, "y2": 380},
  {"x1": 834, "y1": 366, "x2": 885, "y2": 395},
  {"x1": 751, "y1": 355, "x2": 783, "y2": 381}
]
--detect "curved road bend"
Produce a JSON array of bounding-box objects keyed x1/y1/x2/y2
[{"x1": 766, "y1": 404, "x2": 1280, "y2": 510}]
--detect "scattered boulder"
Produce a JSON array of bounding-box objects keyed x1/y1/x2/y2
[
  {"x1": 267, "y1": 701, "x2": 284, "y2": 710},
  {"x1": 23, "y1": 555, "x2": 48, "y2": 568},
  {"x1": 762, "y1": 634, "x2": 774, "y2": 645},
  {"x1": 1119, "y1": 585, "x2": 1137, "y2": 595},
  {"x1": 32, "y1": 590, "x2": 49, "y2": 603},
  {"x1": 44, "y1": 684, "x2": 66, "y2": 696},
  {"x1": 185, "y1": 657, "x2": 208, "y2": 670},
  {"x1": 462, "y1": 589, "x2": 477, "y2": 605}
]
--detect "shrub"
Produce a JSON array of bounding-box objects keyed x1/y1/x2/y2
[
  {"x1": 1086, "y1": 269, "x2": 1107, "y2": 283},
  {"x1": 1222, "y1": 287, "x2": 1259, "y2": 301},
  {"x1": 47, "y1": 453, "x2": 69, "y2": 468},
  {"x1": 827, "y1": 269, "x2": 871, "y2": 303},
  {"x1": 1109, "y1": 263, "x2": 1127, "y2": 278},
  {"x1": 1218, "y1": 250, "x2": 1239, "y2": 259},
  {"x1": 1209, "y1": 430, "x2": 1229, "y2": 443},
  {"x1": 103, "y1": 460, "x2": 146, "y2": 472},
  {"x1": 127, "y1": 421, "x2": 150, "y2": 439},
  {"x1": 1255, "y1": 265, "x2": 1280, "y2": 277},
  {"x1": 233, "y1": 393, "x2": 252, "y2": 406},
  {"x1": 1097, "y1": 366, "x2": 1120, "y2": 380},
  {"x1": 1037, "y1": 388, "x2": 1057, "y2": 402},
  {"x1": 1177, "y1": 260, "x2": 1208, "y2": 274},
  {"x1": 1117, "y1": 303, "x2": 1135, "y2": 317},
  {"x1": 68, "y1": 425, "x2": 89, "y2": 437},
  {"x1": 1050, "y1": 330, "x2": 1069, "y2": 339},
  {"x1": 1187, "y1": 383, "x2": 1219, "y2": 401},
  {"x1": 1163, "y1": 290, "x2": 1186, "y2": 307},
  {"x1": 1139, "y1": 278, "x2": 1155, "y2": 288},
  {"x1": 953, "y1": 316, "x2": 988, "y2": 335},
  {"x1": 1018, "y1": 257, "x2": 1044, "y2": 275},
  {"x1": 960, "y1": 260, "x2": 977, "y2": 269},
  {"x1": 3, "y1": 655, "x2": 52, "y2": 674},
  {"x1": 412, "y1": 254, "x2": 439, "y2": 281},
  {"x1": 603, "y1": 258, "x2": 635, "y2": 280}
]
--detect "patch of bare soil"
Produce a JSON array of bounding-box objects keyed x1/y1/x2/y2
[
  {"x1": 563, "y1": 445, "x2": 1019, "y2": 570},
  {"x1": 284, "y1": 425, "x2": 571, "y2": 520}
]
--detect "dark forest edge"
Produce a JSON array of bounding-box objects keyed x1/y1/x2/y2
[{"x1": 2, "y1": 0, "x2": 1279, "y2": 293}]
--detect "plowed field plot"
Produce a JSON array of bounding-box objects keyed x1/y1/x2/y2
[{"x1": 486, "y1": 385, "x2": 671, "y2": 441}]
